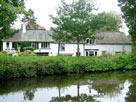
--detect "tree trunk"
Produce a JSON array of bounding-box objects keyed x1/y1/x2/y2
[
  {"x1": 77, "y1": 40, "x2": 80, "y2": 57},
  {"x1": 58, "y1": 41, "x2": 61, "y2": 56}
]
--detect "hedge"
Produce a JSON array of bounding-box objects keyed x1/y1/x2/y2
[{"x1": 0, "y1": 53, "x2": 135, "y2": 79}]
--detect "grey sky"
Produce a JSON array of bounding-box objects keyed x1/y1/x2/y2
[{"x1": 15, "y1": 0, "x2": 129, "y2": 35}]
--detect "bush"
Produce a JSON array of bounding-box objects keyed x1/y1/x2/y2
[
  {"x1": 23, "y1": 47, "x2": 35, "y2": 51},
  {"x1": 0, "y1": 51, "x2": 8, "y2": 56},
  {"x1": 0, "y1": 54, "x2": 134, "y2": 79},
  {"x1": 18, "y1": 52, "x2": 36, "y2": 56}
]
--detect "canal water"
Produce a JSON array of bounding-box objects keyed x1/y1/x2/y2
[{"x1": 0, "y1": 70, "x2": 136, "y2": 102}]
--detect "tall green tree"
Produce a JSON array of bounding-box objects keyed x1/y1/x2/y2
[
  {"x1": 50, "y1": 27, "x2": 66, "y2": 55},
  {"x1": 91, "y1": 12, "x2": 122, "y2": 32},
  {"x1": 0, "y1": 0, "x2": 34, "y2": 39},
  {"x1": 50, "y1": 0, "x2": 98, "y2": 56},
  {"x1": 0, "y1": 0, "x2": 24, "y2": 39},
  {"x1": 25, "y1": 9, "x2": 38, "y2": 30},
  {"x1": 118, "y1": 0, "x2": 136, "y2": 55},
  {"x1": 0, "y1": 0, "x2": 34, "y2": 50}
]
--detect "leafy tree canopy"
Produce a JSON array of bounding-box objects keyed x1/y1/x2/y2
[
  {"x1": 118, "y1": 0, "x2": 136, "y2": 54},
  {"x1": 91, "y1": 12, "x2": 122, "y2": 32},
  {"x1": 24, "y1": 9, "x2": 38, "y2": 30},
  {"x1": 50, "y1": 0, "x2": 97, "y2": 56},
  {"x1": 0, "y1": 0, "x2": 33, "y2": 40}
]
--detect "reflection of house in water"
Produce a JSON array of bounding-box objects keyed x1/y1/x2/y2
[{"x1": 88, "y1": 79, "x2": 121, "y2": 95}]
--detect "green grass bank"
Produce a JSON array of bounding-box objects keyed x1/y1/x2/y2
[{"x1": 0, "y1": 54, "x2": 135, "y2": 79}]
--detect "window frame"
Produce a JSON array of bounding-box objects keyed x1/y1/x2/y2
[
  {"x1": 86, "y1": 50, "x2": 97, "y2": 56},
  {"x1": 41, "y1": 42, "x2": 50, "y2": 49},
  {"x1": 86, "y1": 38, "x2": 95, "y2": 45}
]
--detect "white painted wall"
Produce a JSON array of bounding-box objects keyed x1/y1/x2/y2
[
  {"x1": 34, "y1": 43, "x2": 84, "y2": 56},
  {"x1": 3, "y1": 41, "x2": 131, "y2": 56},
  {"x1": 85, "y1": 44, "x2": 132, "y2": 56},
  {"x1": 59, "y1": 44, "x2": 84, "y2": 56},
  {"x1": 9, "y1": 42, "x2": 12, "y2": 49},
  {"x1": 34, "y1": 43, "x2": 131, "y2": 56},
  {"x1": 3, "y1": 42, "x2": 7, "y2": 51},
  {"x1": 39, "y1": 43, "x2": 41, "y2": 49}
]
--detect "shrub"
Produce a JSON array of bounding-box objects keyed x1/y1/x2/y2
[
  {"x1": 0, "y1": 51, "x2": 8, "y2": 56},
  {"x1": 23, "y1": 47, "x2": 35, "y2": 51},
  {"x1": 18, "y1": 52, "x2": 36, "y2": 56},
  {"x1": 0, "y1": 54, "x2": 134, "y2": 79}
]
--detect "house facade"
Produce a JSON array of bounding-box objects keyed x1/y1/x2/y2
[{"x1": 2, "y1": 29, "x2": 131, "y2": 56}]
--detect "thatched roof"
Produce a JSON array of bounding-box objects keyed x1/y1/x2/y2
[{"x1": 3, "y1": 30, "x2": 131, "y2": 44}]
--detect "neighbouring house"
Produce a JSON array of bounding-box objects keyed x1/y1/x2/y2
[{"x1": 2, "y1": 23, "x2": 132, "y2": 56}]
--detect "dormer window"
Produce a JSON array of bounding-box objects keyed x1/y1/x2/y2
[{"x1": 86, "y1": 38, "x2": 95, "y2": 45}]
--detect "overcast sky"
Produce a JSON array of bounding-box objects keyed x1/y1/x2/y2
[{"x1": 15, "y1": 0, "x2": 129, "y2": 35}]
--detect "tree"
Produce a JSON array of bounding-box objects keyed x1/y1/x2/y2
[
  {"x1": 25, "y1": 9, "x2": 38, "y2": 30},
  {"x1": 0, "y1": 0, "x2": 34, "y2": 39},
  {"x1": 0, "y1": 0, "x2": 34, "y2": 50},
  {"x1": 50, "y1": 0, "x2": 98, "y2": 56},
  {"x1": 91, "y1": 12, "x2": 122, "y2": 32},
  {"x1": 50, "y1": 27, "x2": 66, "y2": 55},
  {"x1": 118, "y1": 0, "x2": 136, "y2": 55}
]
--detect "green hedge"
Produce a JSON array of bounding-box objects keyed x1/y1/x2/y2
[
  {"x1": 23, "y1": 47, "x2": 35, "y2": 51},
  {"x1": 0, "y1": 54, "x2": 135, "y2": 79}
]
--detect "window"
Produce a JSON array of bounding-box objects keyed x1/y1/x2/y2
[
  {"x1": 89, "y1": 51, "x2": 94, "y2": 56},
  {"x1": 31, "y1": 42, "x2": 39, "y2": 49},
  {"x1": 86, "y1": 50, "x2": 97, "y2": 56},
  {"x1": 86, "y1": 39, "x2": 89, "y2": 44},
  {"x1": 95, "y1": 51, "x2": 97, "y2": 56},
  {"x1": 60, "y1": 43, "x2": 65, "y2": 51},
  {"x1": 115, "y1": 51, "x2": 121, "y2": 55},
  {"x1": 86, "y1": 39, "x2": 95, "y2": 45},
  {"x1": 41, "y1": 42, "x2": 50, "y2": 48},
  {"x1": 86, "y1": 51, "x2": 89, "y2": 56},
  {"x1": 6, "y1": 42, "x2": 9, "y2": 48}
]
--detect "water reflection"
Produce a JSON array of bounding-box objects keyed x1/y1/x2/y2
[
  {"x1": 0, "y1": 71, "x2": 136, "y2": 102},
  {"x1": 24, "y1": 89, "x2": 36, "y2": 102}
]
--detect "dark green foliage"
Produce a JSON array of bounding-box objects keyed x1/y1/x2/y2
[
  {"x1": 19, "y1": 41, "x2": 31, "y2": 51},
  {"x1": 0, "y1": 41, "x2": 2, "y2": 51},
  {"x1": 13, "y1": 41, "x2": 32, "y2": 51},
  {"x1": 0, "y1": 0, "x2": 32, "y2": 40},
  {"x1": 0, "y1": 54, "x2": 134, "y2": 79},
  {"x1": 13, "y1": 42, "x2": 18, "y2": 50},
  {"x1": 118, "y1": 0, "x2": 136, "y2": 55}
]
